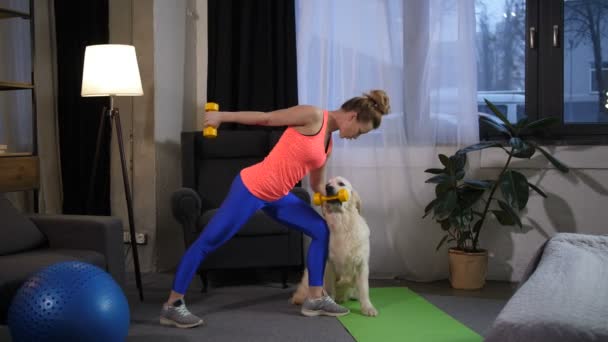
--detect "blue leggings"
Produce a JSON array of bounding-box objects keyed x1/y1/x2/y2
[{"x1": 172, "y1": 174, "x2": 329, "y2": 294}]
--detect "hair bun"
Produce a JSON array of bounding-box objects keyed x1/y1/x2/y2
[{"x1": 365, "y1": 89, "x2": 390, "y2": 114}]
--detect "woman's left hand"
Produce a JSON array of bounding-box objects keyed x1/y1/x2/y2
[{"x1": 204, "y1": 111, "x2": 222, "y2": 128}]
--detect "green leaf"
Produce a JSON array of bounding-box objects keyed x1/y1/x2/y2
[
  {"x1": 484, "y1": 98, "x2": 516, "y2": 132},
  {"x1": 435, "y1": 183, "x2": 451, "y2": 197},
  {"x1": 458, "y1": 187, "x2": 486, "y2": 210},
  {"x1": 458, "y1": 231, "x2": 472, "y2": 247},
  {"x1": 457, "y1": 141, "x2": 504, "y2": 155},
  {"x1": 440, "y1": 219, "x2": 451, "y2": 231},
  {"x1": 515, "y1": 117, "x2": 529, "y2": 130},
  {"x1": 522, "y1": 117, "x2": 559, "y2": 132},
  {"x1": 425, "y1": 174, "x2": 449, "y2": 184},
  {"x1": 424, "y1": 199, "x2": 437, "y2": 213},
  {"x1": 450, "y1": 153, "x2": 467, "y2": 171},
  {"x1": 528, "y1": 182, "x2": 547, "y2": 198},
  {"x1": 509, "y1": 137, "x2": 536, "y2": 159},
  {"x1": 491, "y1": 210, "x2": 516, "y2": 225},
  {"x1": 464, "y1": 179, "x2": 494, "y2": 189},
  {"x1": 435, "y1": 235, "x2": 449, "y2": 251},
  {"x1": 425, "y1": 168, "x2": 445, "y2": 174},
  {"x1": 439, "y1": 154, "x2": 450, "y2": 167},
  {"x1": 434, "y1": 190, "x2": 458, "y2": 220},
  {"x1": 455, "y1": 170, "x2": 465, "y2": 180},
  {"x1": 497, "y1": 200, "x2": 522, "y2": 228},
  {"x1": 509, "y1": 137, "x2": 524, "y2": 150},
  {"x1": 479, "y1": 116, "x2": 513, "y2": 136},
  {"x1": 473, "y1": 220, "x2": 484, "y2": 234},
  {"x1": 528, "y1": 142, "x2": 570, "y2": 173},
  {"x1": 512, "y1": 147, "x2": 536, "y2": 159},
  {"x1": 500, "y1": 170, "x2": 530, "y2": 210},
  {"x1": 449, "y1": 210, "x2": 467, "y2": 230},
  {"x1": 423, "y1": 199, "x2": 438, "y2": 218}
]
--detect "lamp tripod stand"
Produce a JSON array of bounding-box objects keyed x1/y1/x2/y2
[
  {"x1": 88, "y1": 96, "x2": 144, "y2": 301},
  {"x1": 81, "y1": 44, "x2": 144, "y2": 301}
]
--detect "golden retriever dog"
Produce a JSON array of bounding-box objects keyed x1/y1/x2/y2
[{"x1": 291, "y1": 176, "x2": 378, "y2": 317}]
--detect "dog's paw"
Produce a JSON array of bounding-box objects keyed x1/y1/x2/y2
[
  {"x1": 290, "y1": 290, "x2": 307, "y2": 305},
  {"x1": 361, "y1": 305, "x2": 378, "y2": 317},
  {"x1": 290, "y1": 295, "x2": 304, "y2": 305}
]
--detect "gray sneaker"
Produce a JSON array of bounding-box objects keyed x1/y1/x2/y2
[
  {"x1": 160, "y1": 299, "x2": 204, "y2": 328},
  {"x1": 301, "y1": 295, "x2": 350, "y2": 317}
]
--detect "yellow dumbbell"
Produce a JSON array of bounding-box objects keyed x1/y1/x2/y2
[
  {"x1": 203, "y1": 102, "x2": 219, "y2": 138},
  {"x1": 313, "y1": 189, "x2": 349, "y2": 206}
]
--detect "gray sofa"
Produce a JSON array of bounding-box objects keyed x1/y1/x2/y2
[
  {"x1": 485, "y1": 233, "x2": 608, "y2": 342},
  {"x1": 172, "y1": 131, "x2": 307, "y2": 291},
  {"x1": 0, "y1": 195, "x2": 124, "y2": 324}
]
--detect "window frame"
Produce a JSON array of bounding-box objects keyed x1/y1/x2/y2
[
  {"x1": 590, "y1": 67, "x2": 608, "y2": 93},
  {"x1": 479, "y1": 0, "x2": 608, "y2": 145}
]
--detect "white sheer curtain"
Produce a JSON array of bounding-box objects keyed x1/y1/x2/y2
[{"x1": 296, "y1": 0, "x2": 479, "y2": 280}]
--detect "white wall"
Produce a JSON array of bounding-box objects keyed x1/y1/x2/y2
[
  {"x1": 153, "y1": 0, "x2": 204, "y2": 272},
  {"x1": 480, "y1": 146, "x2": 608, "y2": 281},
  {"x1": 108, "y1": 0, "x2": 207, "y2": 273},
  {"x1": 109, "y1": 0, "x2": 157, "y2": 273},
  {"x1": 153, "y1": 0, "x2": 187, "y2": 272}
]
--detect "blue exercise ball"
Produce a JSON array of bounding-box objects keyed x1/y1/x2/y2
[{"x1": 7, "y1": 261, "x2": 130, "y2": 342}]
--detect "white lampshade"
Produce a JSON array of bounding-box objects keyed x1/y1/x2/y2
[{"x1": 81, "y1": 44, "x2": 144, "y2": 97}]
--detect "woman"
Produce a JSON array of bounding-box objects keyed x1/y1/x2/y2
[{"x1": 160, "y1": 90, "x2": 390, "y2": 328}]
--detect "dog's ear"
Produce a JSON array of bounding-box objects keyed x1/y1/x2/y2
[{"x1": 351, "y1": 190, "x2": 362, "y2": 214}]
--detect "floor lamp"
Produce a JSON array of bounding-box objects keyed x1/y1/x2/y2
[{"x1": 81, "y1": 44, "x2": 144, "y2": 301}]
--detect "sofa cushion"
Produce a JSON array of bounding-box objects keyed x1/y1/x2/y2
[
  {"x1": 0, "y1": 248, "x2": 106, "y2": 323},
  {"x1": 0, "y1": 196, "x2": 46, "y2": 256},
  {"x1": 196, "y1": 131, "x2": 269, "y2": 159},
  {"x1": 198, "y1": 158, "x2": 264, "y2": 209},
  {"x1": 201, "y1": 210, "x2": 289, "y2": 236},
  {"x1": 269, "y1": 129, "x2": 285, "y2": 149},
  {"x1": 201, "y1": 234, "x2": 291, "y2": 270},
  {"x1": 195, "y1": 131, "x2": 269, "y2": 209}
]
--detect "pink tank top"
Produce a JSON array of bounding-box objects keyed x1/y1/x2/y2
[{"x1": 240, "y1": 110, "x2": 332, "y2": 201}]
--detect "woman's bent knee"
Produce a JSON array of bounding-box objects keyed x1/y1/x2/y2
[{"x1": 310, "y1": 221, "x2": 329, "y2": 242}]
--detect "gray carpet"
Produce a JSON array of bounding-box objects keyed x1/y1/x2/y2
[
  {"x1": 125, "y1": 274, "x2": 354, "y2": 342},
  {"x1": 0, "y1": 273, "x2": 515, "y2": 342}
]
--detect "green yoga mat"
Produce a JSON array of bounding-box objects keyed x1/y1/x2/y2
[{"x1": 338, "y1": 287, "x2": 482, "y2": 342}]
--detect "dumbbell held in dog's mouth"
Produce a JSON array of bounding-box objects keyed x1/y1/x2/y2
[{"x1": 313, "y1": 188, "x2": 349, "y2": 206}]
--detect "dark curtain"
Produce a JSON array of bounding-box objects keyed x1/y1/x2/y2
[
  {"x1": 207, "y1": 0, "x2": 298, "y2": 130},
  {"x1": 54, "y1": 0, "x2": 110, "y2": 215}
]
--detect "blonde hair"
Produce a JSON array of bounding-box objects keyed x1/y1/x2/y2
[{"x1": 340, "y1": 89, "x2": 390, "y2": 129}]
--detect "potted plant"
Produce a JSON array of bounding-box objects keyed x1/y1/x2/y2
[{"x1": 423, "y1": 99, "x2": 569, "y2": 289}]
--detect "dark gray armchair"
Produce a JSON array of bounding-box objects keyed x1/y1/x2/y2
[
  {"x1": 172, "y1": 131, "x2": 307, "y2": 292},
  {"x1": 0, "y1": 195, "x2": 124, "y2": 324}
]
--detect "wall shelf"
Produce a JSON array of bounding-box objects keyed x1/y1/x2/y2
[
  {"x1": 0, "y1": 156, "x2": 39, "y2": 192},
  {"x1": 0, "y1": 1, "x2": 38, "y2": 201},
  {"x1": 0, "y1": 81, "x2": 34, "y2": 91},
  {"x1": 0, "y1": 152, "x2": 33, "y2": 157},
  {"x1": 0, "y1": 7, "x2": 30, "y2": 20}
]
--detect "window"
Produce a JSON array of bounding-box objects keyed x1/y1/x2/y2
[
  {"x1": 590, "y1": 65, "x2": 608, "y2": 93},
  {"x1": 564, "y1": 1, "x2": 608, "y2": 126},
  {"x1": 475, "y1": 0, "x2": 526, "y2": 126},
  {"x1": 476, "y1": 0, "x2": 608, "y2": 142}
]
